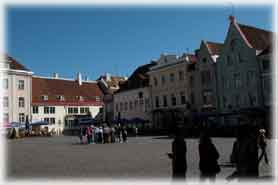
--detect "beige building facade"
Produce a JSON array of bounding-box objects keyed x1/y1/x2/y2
[{"x1": 148, "y1": 54, "x2": 195, "y2": 130}]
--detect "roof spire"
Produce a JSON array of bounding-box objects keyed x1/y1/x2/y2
[{"x1": 229, "y1": 15, "x2": 236, "y2": 23}]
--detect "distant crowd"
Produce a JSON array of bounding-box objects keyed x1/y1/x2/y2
[{"x1": 79, "y1": 124, "x2": 136, "y2": 144}]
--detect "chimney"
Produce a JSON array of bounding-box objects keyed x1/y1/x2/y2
[
  {"x1": 53, "y1": 73, "x2": 59, "y2": 79},
  {"x1": 84, "y1": 76, "x2": 89, "y2": 81},
  {"x1": 77, "y1": 72, "x2": 82, "y2": 86},
  {"x1": 106, "y1": 73, "x2": 111, "y2": 81},
  {"x1": 229, "y1": 15, "x2": 236, "y2": 23}
]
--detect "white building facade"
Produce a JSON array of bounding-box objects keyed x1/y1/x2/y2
[
  {"x1": 31, "y1": 74, "x2": 104, "y2": 134},
  {"x1": 1, "y1": 55, "x2": 33, "y2": 125}
]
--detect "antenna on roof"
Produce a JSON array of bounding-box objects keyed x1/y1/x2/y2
[{"x1": 227, "y1": 1, "x2": 236, "y2": 20}]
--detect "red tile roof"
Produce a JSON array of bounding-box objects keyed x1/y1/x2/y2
[
  {"x1": 237, "y1": 23, "x2": 272, "y2": 50},
  {"x1": 6, "y1": 55, "x2": 30, "y2": 71},
  {"x1": 32, "y1": 77, "x2": 104, "y2": 106},
  {"x1": 205, "y1": 41, "x2": 224, "y2": 55}
]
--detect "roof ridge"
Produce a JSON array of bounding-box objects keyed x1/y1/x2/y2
[{"x1": 237, "y1": 23, "x2": 272, "y2": 33}]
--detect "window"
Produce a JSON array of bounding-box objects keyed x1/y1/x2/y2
[
  {"x1": 44, "y1": 107, "x2": 50, "y2": 114},
  {"x1": 180, "y1": 92, "x2": 186, "y2": 105},
  {"x1": 78, "y1": 96, "x2": 84, "y2": 101},
  {"x1": 161, "y1": 75, "x2": 166, "y2": 84},
  {"x1": 154, "y1": 77, "x2": 158, "y2": 86},
  {"x1": 44, "y1": 117, "x2": 50, "y2": 123},
  {"x1": 163, "y1": 95, "x2": 168, "y2": 107},
  {"x1": 203, "y1": 90, "x2": 213, "y2": 104},
  {"x1": 223, "y1": 96, "x2": 227, "y2": 108},
  {"x1": 115, "y1": 104, "x2": 119, "y2": 112},
  {"x1": 191, "y1": 93, "x2": 195, "y2": 105},
  {"x1": 234, "y1": 73, "x2": 241, "y2": 88},
  {"x1": 18, "y1": 97, "x2": 25, "y2": 108},
  {"x1": 50, "y1": 107, "x2": 55, "y2": 114},
  {"x1": 138, "y1": 92, "x2": 143, "y2": 99},
  {"x1": 18, "y1": 80, "x2": 24, "y2": 90},
  {"x1": 248, "y1": 93, "x2": 257, "y2": 106},
  {"x1": 227, "y1": 55, "x2": 232, "y2": 66},
  {"x1": 170, "y1": 73, "x2": 175, "y2": 82},
  {"x1": 171, "y1": 94, "x2": 176, "y2": 106},
  {"x1": 189, "y1": 76, "x2": 194, "y2": 87},
  {"x1": 238, "y1": 53, "x2": 245, "y2": 63},
  {"x1": 96, "y1": 96, "x2": 100, "y2": 102},
  {"x1": 57, "y1": 95, "x2": 65, "y2": 101},
  {"x1": 3, "y1": 79, "x2": 8, "y2": 89},
  {"x1": 42, "y1": 95, "x2": 48, "y2": 101},
  {"x1": 68, "y1": 107, "x2": 73, "y2": 114},
  {"x1": 145, "y1": 98, "x2": 150, "y2": 109},
  {"x1": 129, "y1": 101, "x2": 133, "y2": 110},
  {"x1": 201, "y1": 71, "x2": 211, "y2": 84},
  {"x1": 73, "y1": 107, "x2": 78, "y2": 114},
  {"x1": 3, "y1": 113, "x2": 9, "y2": 123},
  {"x1": 50, "y1": 118, "x2": 55, "y2": 125},
  {"x1": 262, "y1": 60, "x2": 270, "y2": 71},
  {"x1": 120, "y1": 103, "x2": 123, "y2": 111},
  {"x1": 155, "y1": 96, "x2": 159, "y2": 108},
  {"x1": 33, "y1": 106, "x2": 39, "y2": 114},
  {"x1": 134, "y1": 100, "x2": 138, "y2": 109},
  {"x1": 246, "y1": 71, "x2": 255, "y2": 85},
  {"x1": 3, "y1": 96, "x2": 8, "y2": 107},
  {"x1": 235, "y1": 94, "x2": 240, "y2": 107},
  {"x1": 80, "y1": 107, "x2": 85, "y2": 113},
  {"x1": 19, "y1": 113, "x2": 25, "y2": 123},
  {"x1": 179, "y1": 71, "x2": 184, "y2": 81},
  {"x1": 85, "y1": 107, "x2": 90, "y2": 113},
  {"x1": 124, "y1": 102, "x2": 128, "y2": 111}
]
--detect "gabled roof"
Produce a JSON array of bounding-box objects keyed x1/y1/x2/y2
[
  {"x1": 229, "y1": 16, "x2": 272, "y2": 51},
  {"x1": 205, "y1": 41, "x2": 224, "y2": 55},
  {"x1": 6, "y1": 55, "x2": 30, "y2": 71},
  {"x1": 32, "y1": 76, "x2": 104, "y2": 106},
  {"x1": 237, "y1": 23, "x2": 272, "y2": 50}
]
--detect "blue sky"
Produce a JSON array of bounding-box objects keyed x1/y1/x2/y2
[{"x1": 6, "y1": 5, "x2": 272, "y2": 80}]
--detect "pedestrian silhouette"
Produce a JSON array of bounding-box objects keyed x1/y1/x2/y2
[
  {"x1": 227, "y1": 122, "x2": 259, "y2": 180},
  {"x1": 169, "y1": 127, "x2": 187, "y2": 180},
  {"x1": 198, "y1": 131, "x2": 220, "y2": 181}
]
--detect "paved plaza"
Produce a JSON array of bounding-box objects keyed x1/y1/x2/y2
[{"x1": 6, "y1": 136, "x2": 274, "y2": 180}]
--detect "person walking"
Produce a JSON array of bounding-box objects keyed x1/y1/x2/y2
[
  {"x1": 86, "y1": 126, "x2": 92, "y2": 144},
  {"x1": 94, "y1": 126, "x2": 99, "y2": 144},
  {"x1": 122, "y1": 127, "x2": 127, "y2": 143},
  {"x1": 91, "y1": 125, "x2": 95, "y2": 144},
  {"x1": 79, "y1": 127, "x2": 83, "y2": 144},
  {"x1": 82, "y1": 126, "x2": 87, "y2": 144},
  {"x1": 111, "y1": 126, "x2": 116, "y2": 143},
  {"x1": 170, "y1": 130, "x2": 187, "y2": 179},
  {"x1": 258, "y1": 129, "x2": 269, "y2": 164},
  {"x1": 99, "y1": 126, "x2": 103, "y2": 144},
  {"x1": 198, "y1": 131, "x2": 220, "y2": 181},
  {"x1": 227, "y1": 122, "x2": 259, "y2": 180}
]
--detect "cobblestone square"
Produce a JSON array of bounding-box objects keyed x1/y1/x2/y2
[{"x1": 6, "y1": 136, "x2": 274, "y2": 181}]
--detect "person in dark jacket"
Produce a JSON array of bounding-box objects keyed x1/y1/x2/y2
[
  {"x1": 170, "y1": 131, "x2": 187, "y2": 179},
  {"x1": 199, "y1": 131, "x2": 220, "y2": 181}
]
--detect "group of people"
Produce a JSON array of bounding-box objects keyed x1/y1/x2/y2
[
  {"x1": 79, "y1": 124, "x2": 128, "y2": 144},
  {"x1": 169, "y1": 122, "x2": 269, "y2": 181}
]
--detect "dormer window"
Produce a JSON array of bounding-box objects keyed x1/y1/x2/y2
[
  {"x1": 57, "y1": 95, "x2": 65, "y2": 101},
  {"x1": 42, "y1": 95, "x2": 48, "y2": 101},
  {"x1": 96, "y1": 96, "x2": 100, "y2": 102},
  {"x1": 76, "y1": 96, "x2": 84, "y2": 101}
]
